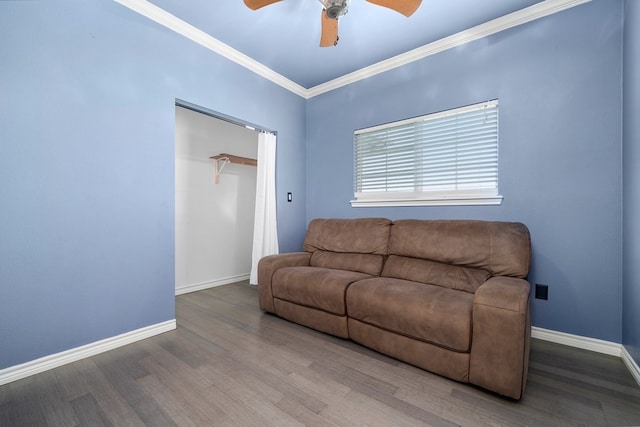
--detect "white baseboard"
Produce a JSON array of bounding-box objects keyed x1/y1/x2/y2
[
  {"x1": 0, "y1": 319, "x2": 176, "y2": 387},
  {"x1": 175, "y1": 273, "x2": 250, "y2": 296},
  {"x1": 621, "y1": 346, "x2": 640, "y2": 386},
  {"x1": 2, "y1": 320, "x2": 638, "y2": 388},
  {"x1": 531, "y1": 326, "x2": 622, "y2": 357},
  {"x1": 532, "y1": 326, "x2": 640, "y2": 387}
]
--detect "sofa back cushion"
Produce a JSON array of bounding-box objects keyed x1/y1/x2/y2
[
  {"x1": 310, "y1": 251, "x2": 385, "y2": 276},
  {"x1": 388, "y1": 220, "x2": 531, "y2": 278},
  {"x1": 303, "y1": 218, "x2": 391, "y2": 276},
  {"x1": 303, "y1": 218, "x2": 391, "y2": 254},
  {"x1": 382, "y1": 255, "x2": 491, "y2": 293}
]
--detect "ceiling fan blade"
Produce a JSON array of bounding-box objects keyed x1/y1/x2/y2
[
  {"x1": 243, "y1": 0, "x2": 283, "y2": 11},
  {"x1": 366, "y1": 0, "x2": 421, "y2": 17},
  {"x1": 320, "y1": 10, "x2": 339, "y2": 47}
]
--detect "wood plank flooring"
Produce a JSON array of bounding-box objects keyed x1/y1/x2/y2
[{"x1": 1, "y1": 281, "x2": 639, "y2": 426}]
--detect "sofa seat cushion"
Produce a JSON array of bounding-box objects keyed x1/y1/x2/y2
[
  {"x1": 346, "y1": 278, "x2": 475, "y2": 352},
  {"x1": 382, "y1": 255, "x2": 491, "y2": 293},
  {"x1": 272, "y1": 267, "x2": 373, "y2": 316}
]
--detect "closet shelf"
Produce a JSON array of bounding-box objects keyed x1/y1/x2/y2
[{"x1": 209, "y1": 153, "x2": 257, "y2": 184}]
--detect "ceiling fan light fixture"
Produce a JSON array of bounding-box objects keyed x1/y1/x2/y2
[
  {"x1": 318, "y1": 0, "x2": 350, "y2": 19},
  {"x1": 244, "y1": 0, "x2": 422, "y2": 47}
]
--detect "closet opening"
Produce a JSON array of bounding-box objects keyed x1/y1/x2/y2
[{"x1": 174, "y1": 101, "x2": 267, "y2": 295}]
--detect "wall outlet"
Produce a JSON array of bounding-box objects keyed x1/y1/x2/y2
[{"x1": 535, "y1": 284, "x2": 549, "y2": 300}]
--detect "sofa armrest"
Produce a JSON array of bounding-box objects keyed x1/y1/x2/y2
[
  {"x1": 258, "y1": 252, "x2": 312, "y2": 313},
  {"x1": 469, "y1": 276, "x2": 531, "y2": 400}
]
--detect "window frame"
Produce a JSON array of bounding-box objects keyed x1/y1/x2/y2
[{"x1": 351, "y1": 100, "x2": 503, "y2": 207}]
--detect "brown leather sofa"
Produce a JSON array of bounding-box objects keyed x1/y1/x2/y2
[{"x1": 257, "y1": 218, "x2": 532, "y2": 400}]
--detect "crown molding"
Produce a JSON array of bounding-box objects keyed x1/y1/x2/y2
[
  {"x1": 114, "y1": 0, "x2": 591, "y2": 100},
  {"x1": 306, "y1": 0, "x2": 592, "y2": 97},
  {"x1": 113, "y1": 0, "x2": 308, "y2": 98}
]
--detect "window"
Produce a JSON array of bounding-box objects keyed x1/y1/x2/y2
[{"x1": 352, "y1": 100, "x2": 502, "y2": 207}]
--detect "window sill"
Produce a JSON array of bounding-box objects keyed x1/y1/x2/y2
[{"x1": 350, "y1": 195, "x2": 503, "y2": 207}]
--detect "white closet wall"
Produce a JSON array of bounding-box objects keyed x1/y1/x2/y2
[{"x1": 175, "y1": 106, "x2": 258, "y2": 294}]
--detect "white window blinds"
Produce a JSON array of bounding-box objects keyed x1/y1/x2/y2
[{"x1": 352, "y1": 100, "x2": 502, "y2": 207}]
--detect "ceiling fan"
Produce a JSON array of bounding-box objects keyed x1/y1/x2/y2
[{"x1": 243, "y1": 0, "x2": 422, "y2": 47}]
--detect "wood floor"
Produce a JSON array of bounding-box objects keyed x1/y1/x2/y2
[{"x1": 1, "y1": 281, "x2": 639, "y2": 426}]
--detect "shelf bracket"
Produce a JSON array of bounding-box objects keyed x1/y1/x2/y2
[{"x1": 209, "y1": 153, "x2": 257, "y2": 184}]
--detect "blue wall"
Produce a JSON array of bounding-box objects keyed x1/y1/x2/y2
[
  {"x1": 0, "y1": 0, "x2": 634, "y2": 372},
  {"x1": 0, "y1": 0, "x2": 306, "y2": 369},
  {"x1": 623, "y1": 0, "x2": 640, "y2": 365},
  {"x1": 306, "y1": 1, "x2": 624, "y2": 342}
]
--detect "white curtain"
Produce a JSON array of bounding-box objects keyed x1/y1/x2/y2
[{"x1": 250, "y1": 131, "x2": 279, "y2": 285}]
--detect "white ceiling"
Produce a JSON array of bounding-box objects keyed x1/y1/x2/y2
[{"x1": 117, "y1": 0, "x2": 590, "y2": 96}]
